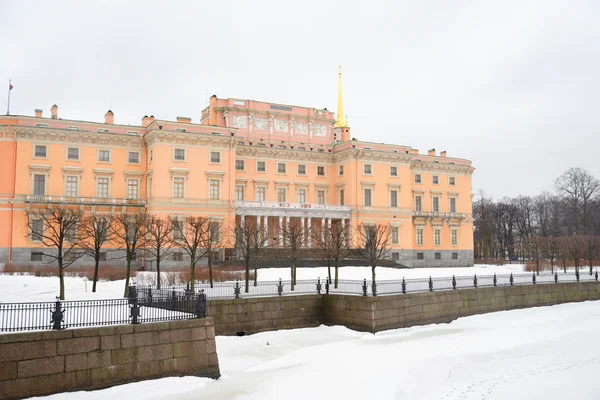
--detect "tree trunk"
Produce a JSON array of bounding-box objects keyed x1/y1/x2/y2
[
  {"x1": 92, "y1": 256, "x2": 99, "y2": 292},
  {"x1": 208, "y1": 257, "x2": 214, "y2": 289},
  {"x1": 327, "y1": 260, "x2": 332, "y2": 285},
  {"x1": 536, "y1": 258, "x2": 540, "y2": 275},
  {"x1": 253, "y1": 261, "x2": 258, "y2": 287},
  {"x1": 245, "y1": 258, "x2": 250, "y2": 293},
  {"x1": 589, "y1": 258, "x2": 593, "y2": 276},
  {"x1": 58, "y1": 263, "x2": 65, "y2": 300},
  {"x1": 371, "y1": 265, "x2": 376, "y2": 286},
  {"x1": 334, "y1": 259, "x2": 339, "y2": 289},
  {"x1": 291, "y1": 260, "x2": 295, "y2": 291},
  {"x1": 190, "y1": 260, "x2": 196, "y2": 292},
  {"x1": 156, "y1": 251, "x2": 161, "y2": 290},
  {"x1": 124, "y1": 257, "x2": 131, "y2": 298}
]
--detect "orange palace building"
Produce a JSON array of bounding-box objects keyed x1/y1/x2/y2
[{"x1": 0, "y1": 71, "x2": 474, "y2": 268}]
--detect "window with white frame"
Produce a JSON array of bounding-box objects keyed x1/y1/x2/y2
[
  {"x1": 128, "y1": 152, "x2": 139, "y2": 164},
  {"x1": 414, "y1": 195, "x2": 422, "y2": 211},
  {"x1": 339, "y1": 165, "x2": 344, "y2": 176},
  {"x1": 434, "y1": 228, "x2": 441, "y2": 245},
  {"x1": 416, "y1": 228, "x2": 424, "y2": 245},
  {"x1": 451, "y1": 229, "x2": 458, "y2": 245},
  {"x1": 277, "y1": 163, "x2": 286, "y2": 174},
  {"x1": 210, "y1": 151, "x2": 221, "y2": 163},
  {"x1": 31, "y1": 219, "x2": 43, "y2": 241},
  {"x1": 34, "y1": 145, "x2": 47, "y2": 158},
  {"x1": 391, "y1": 226, "x2": 399, "y2": 244},
  {"x1": 390, "y1": 166, "x2": 398, "y2": 177},
  {"x1": 209, "y1": 179, "x2": 220, "y2": 200},
  {"x1": 67, "y1": 147, "x2": 79, "y2": 160},
  {"x1": 317, "y1": 189, "x2": 326, "y2": 205},
  {"x1": 432, "y1": 175, "x2": 439, "y2": 184},
  {"x1": 174, "y1": 149, "x2": 186, "y2": 161},
  {"x1": 317, "y1": 166, "x2": 325, "y2": 176},
  {"x1": 363, "y1": 164, "x2": 372, "y2": 175},
  {"x1": 449, "y1": 197, "x2": 457, "y2": 213},
  {"x1": 172, "y1": 219, "x2": 184, "y2": 240},
  {"x1": 363, "y1": 188, "x2": 372, "y2": 207},
  {"x1": 297, "y1": 164, "x2": 306, "y2": 175},
  {"x1": 297, "y1": 188, "x2": 306, "y2": 204},
  {"x1": 235, "y1": 185, "x2": 245, "y2": 201},
  {"x1": 390, "y1": 190, "x2": 398, "y2": 208},
  {"x1": 97, "y1": 177, "x2": 109, "y2": 198},
  {"x1": 33, "y1": 174, "x2": 46, "y2": 195},
  {"x1": 449, "y1": 176, "x2": 456, "y2": 186},
  {"x1": 277, "y1": 187, "x2": 287, "y2": 203},
  {"x1": 414, "y1": 174, "x2": 422, "y2": 184},
  {"x1": 66, "y1": 223, "x2": 78, "y2": 243},
  {"x1": 236, "y1": 160, "x2": 245, "y2": 171},
  {"x1": 173, "y1": 177, "x2": 184, "y2": 198},
  {"x1": 127, "y1": 179, "x2": 139, "y2": 199},
  {"x1": 256, "y1": 161, "x2": 266, "y2": 172},
  {"x1": 417, "y1": 252, "x2": 424, "y2": 260},
  {"x1": 98, "y1": 150, "x2": 110, "y2": 162},
  {"x1": 432, "y1": 196, "x2": 440, "y2": 212},
  {"x1": 339, "y1": 189, "x2": 345, "y2": 205},
  {"x1": 256, "y1": 187, "x2": 266, "y2": 202},
  {"x1": 65, "y1": 176, "x2": 78, "y2": 197}
]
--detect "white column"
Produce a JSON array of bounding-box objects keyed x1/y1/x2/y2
[
  {"x1": 278, "y1": 216, "x2": 283, "y2": 247},
  {"x1": 257, "y1": 215, "x2": 263, "y2": 245},
  {"x1": 321, "y1": 217, "x2": 325, "y2": 241},
  {"x1": 341, "y1": 219, "x2": 347, "y2": 247},
  {"x1": 307, "y1": 218, "x2": 312, "y2": 247},
  {"x1": 285, "y1": 216, "x2": 290, "y2": 247},
  {"x1": 300, "y1": 217, "x2": 305, "y2": 247},
  {"x1": 327, "y1": 218, "x2": 332, "y2": 229},
  {"x1": 240, "y1": 215, "x2": 245, "y2": 228},
  {"x1": 264, "y1": 217, "x2": 270, "y2": 246}
]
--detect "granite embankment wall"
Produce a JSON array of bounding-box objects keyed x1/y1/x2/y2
[
  {"x1": 0, "y1": 318, "x2": 219, "y2": 400},
  {"x1": 208, "y1": 282, "x2": 600, "y2": 335}
]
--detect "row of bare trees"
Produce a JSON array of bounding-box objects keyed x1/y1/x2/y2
[{"x1": 474, "y1": 167, "x2": 600, "y2": 272}]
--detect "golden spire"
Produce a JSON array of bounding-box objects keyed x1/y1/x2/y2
[{"x1": 334, "y1": 65, "x2": 347, "y2": 128}]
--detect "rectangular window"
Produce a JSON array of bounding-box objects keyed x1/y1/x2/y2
[
  {"x1": 173, "y1": 177, "x2": 184, "y2": 198},
  {"x1": 450, "y1": 198, "x2": 456, "y2": 213},
  {"x1": 256, "y1": 187, "x2": 266, "y2": 202},
  {"x1": 339, "y1": 189, "x2": 345, "y2": 206},
  {"x1": 210, "y1": 151, "x2": 220, "y2": 163},
  {"x1": 435, "y1": 252, "x2": 441, "y2": 260},
  {"x1": 452, "y1": 252, "x2": 458, "y2": 260},
  {"x1": 391, "y1": 227, "x2": 399, "y2": 244},
  {"x1": 390, "y1": 166, "x2": 398, "y2": 177},
  {"x1": 99, "y1": 252, "x2": 107, "y2": 262},
  {"x1": 97, "y1": 177, "x2": 109, "y2": 198},
  {"x1": 256, "y1": 161, "x2": 266, "y2": 172},
  {"x1": 390, "y1": 190, "x2": 398, "y2": 208},
  {"x1": 451, "y1": 230, "x2": 458, "y2": 246},
  {"x1": 414, "y1": 174, "x2": 422, "y2": 184},
  {"x1": 236, "y1": 160, "x2": 245, "y2": 171},
  {"x1": 339, "y1": 165, "x2": 344, "y2": 176},
  {"x1": 432, "y1": 175, "x2": 439, "y2": 185},
  {"x1": 363, "y1": 188, "x2": 372, "y2": 207},
  {"x1": 432, "y1": 196, "x2": 440, "y2": 212},
  {"x1": 277, "y1": 163, "x2": 286, "y2": 174},
  {"x1": 277, "y1": 187, "x2": 287, "y2": 203},
  {"x1": 363, "y1": 164, "x2": 372, "y2": 175},
  {"x1": 66, "y1": 224, "x2": 77, "y2": 243},
  {"x1": 235, "y1": 185, "x2": 245, "y2": 201},
  {"x1": 33, "y1": 174, "x2": 45, "y2": 195},
  {"x1": 317, "y1": 166, "x2": 325, "y2": 176},
  {"x1": 417, "y1": 252, "x2": 424, "y2": 260},
  {"x1": 34, "y1": 145, "x2": 47, "y2": 158},
  {"x1": 174, "y1": 149, "x2": 186, "y2": 161},
  {"x1": 209, "y1": 179, "x2": 220, "y2": 200},
  {"x1": 415, "y1": 195, "x2": 422, "y2": 212},
  {"x1": 297, "y1": 164, "x2": 306, "y2": 175},
  {"x1": 172, "y1": 220, "x2": 184, "y2": 240},
  {"x1": 416, "y1": 228, "x2": 424, "y2": 245},
  {"x1": 434, "y1": 228, "x2": 441, "y2": 245},
  {"x1": 297, "y1": 189, "x2": 306, "y2": 204},
  {"x1": 392, "y1": 253, "x2": 400, "y2": 261},
  {"x1": 127, "y1": 179, "x2": 139, "y2": 199},
  {"x1": 67, "y1": 147, "x2": 79, "y2": 160},
  {"x1": 31, "y1": 252, "x2": 43, "y2": 261},
  {"x1": 173, "y1": 252, "x2": 183, "y2": 261},
  {"x1": 128, "y1": 152, "x2": 139, "y2": 164},
  {"x1": 31, "y1": 220, "x2": 43, "y2": 241},
  {"x1": 449, "y1": 176, "x2": 456, "y2": 186},
  {"x1": 98, "y1": 149, "x2": 110, "y2": 162},
  {"x1": 317, "y1": 190, "x2": 326, "y2": 205},
  {"x1": 65, "y1": 176, "x2": 78, "y2": 197}
]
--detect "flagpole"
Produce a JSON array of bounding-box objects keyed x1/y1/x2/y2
[{"x1": 6, "y1": 79, "x2": 11, "y2": 115}]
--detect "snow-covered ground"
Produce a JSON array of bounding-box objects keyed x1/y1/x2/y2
[{"x1": 31, "y1": 300, "x2": 600, "y2": 400}]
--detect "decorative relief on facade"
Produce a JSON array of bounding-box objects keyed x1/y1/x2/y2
[
  {"x1": 274, "y1": 119, "x2": 288, "y2": 133},
  {"x1": 15, "y1": 128, "x2": 143, "y2": 148},
  {"x1": 236, "y1": 146, "x2": 333, "y2": 163},
  {"x1": 313, "y1": 124, "x2": 327, "y2": 137},
  {"x1": 295, "y1": 122, "x2": 308, "y2": 135},
  {"x1": 232, "y1": 115, "x2": 248, "y2": 129},
  {"x1": 254, "y1": 117, "x2": 269, "y2": 131}
]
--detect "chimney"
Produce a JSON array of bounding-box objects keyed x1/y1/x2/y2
[
  {"x1": 105, "y1": 110, "x2": 114, "y2": 125},
  {"x1": 341, "y1": 127, "x2": 351, "y2": 142},
  {"x1": 51, "y1": 104, "x2": 58, "y2": 119},
  {"x1": 148, "y1": 115, "x2": 155, "y2": 125},
  {"x1": 177, "y1": 116, "x2": 191, "y2": 124},
  {"x1": 142, "y1": 115, "x2": 149, "y2": 127},
  {"x1": 409, "y1": 149, "x2": 418, "y2": 155},
  {"x1": 428, "y1": 148, "x2": 435, "y2": 156},
  {"x1": 35, "y1": 109, "x2": 43, "y2": 118},
  {"x1": 440, "y1": 151, "x2": 447, "y2": 157}
]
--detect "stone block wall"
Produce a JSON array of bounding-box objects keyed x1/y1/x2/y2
[{"x1": 0, "y1": 318, "x2": 219, "y2": 400}]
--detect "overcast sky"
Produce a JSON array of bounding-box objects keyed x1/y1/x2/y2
[{"x1": 1, "y1": 0, "x2": 599, "y2": 200}]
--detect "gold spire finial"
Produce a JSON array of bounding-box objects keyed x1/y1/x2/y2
[{"x1": 334, "y1": 65, "x2": 347, "y2": 128}]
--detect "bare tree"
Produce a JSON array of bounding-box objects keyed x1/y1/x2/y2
[
  {"x1": 280, "y1": 218, "x2": 309, "y2": 290},
  {"x1": 542, "y1": 236, "x2": 560, "y2": 274},
  {"x1": 79, "y1": 214, "x2": 112, "y2": 292},
  {"x1": 357, "y1": 223, "x2": 391, "y2": 285},
  {"x1": 566, "y1": 234, "x2": 586, "y2": 274},
  {"x1": 201, "y1": 219, "x2": 226, "y2": 288},
  {"x1": 525, "y1": 235, "x2": 543, "y2": 275},
  {"x1": 555, "y1": 168, "x2": 600, "y2": 235},
  {"x1": 234, "y1": 218, "x2": 268, "y2": 293},
  {"x1": 558, "y1": 237, "x2": 570, "y2": 273},
  {"x1": 26, "y1": 208, "x2": 84, "y2": 299},
  {"x1": 173, "y1": 216, "x2": 210, "y2": 292},
  {"x1": 313, "y1": 221, "x2": 349, "y2": 288},
  {"x1": 111, "y1": 212, "x2": 147, "y2": 297},
  {"x1": 145, "y1": 214, "x2": 174, "y2": 289},
  {"x1": 582, "y1": 235, "x2": 600, "y2": 275}
]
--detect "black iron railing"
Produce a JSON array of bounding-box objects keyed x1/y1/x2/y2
[
  {"x1": 138, "y1": 270, "x2": 598, "y2": 300},
  {"x1": 0, "y1": 287, "x2": 206, "y2": 333}
]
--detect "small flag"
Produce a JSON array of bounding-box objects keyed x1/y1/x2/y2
[{"x1": 9, "y1": 83, "x2": 13, "y2": 90}]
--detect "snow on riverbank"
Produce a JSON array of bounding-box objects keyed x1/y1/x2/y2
[{"x1": 31, "y1": 300, "x2": 600, "y2": 400}]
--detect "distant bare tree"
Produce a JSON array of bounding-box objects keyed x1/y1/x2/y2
[
  {"x1": 79, "y1": 215, "x2": 113, "y2": 292},
  {"x1": 582, "y1": 235, "x2": 600, "y2": 275},
  {"x1": 201, "y1": 220, "x2": 226, "y2": 288},
  {"x1": 111, "y1": 212, "x2": 147, "y2": 297},
  {"x1": 558, "y1": 237, "x2": 570, "y2": 274},
  {"x1": 566, "y1": 234, "x2": 586, "y2": 274},
  {"x1": 313, "y1": 222, "x2": 349, "y2": 288},
  {"x1": 26, "y1": 208, "x2": 84, "y2": 300},
  {"x1": 525, "y1": 235, "x2": 543, "y2": 275},
  {"x1": 234, "y1": 218, "x2": 268, "y2": 293},
  {"x1": 173, "y1": 216, "x2": 210, "y2": 292},
  {"x1": 542, "y1": 236, "x2": 560, "y2": 274},
  {"x1": 145, "y1": 214, "x2": 175, "y2": 290},
  {"x1": 281, "y1": 218, "x2": 310, "y2": 290},
  {"x1": 357, "y1": 223, "x2": 391, "y2": 285},
  {"x1": 555, "y1": 168, "x2": 600, "y2": 235}
]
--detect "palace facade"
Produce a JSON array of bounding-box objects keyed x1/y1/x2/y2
[{"x1": 0, "y1": 71, "x2": 474, "y2": 268}]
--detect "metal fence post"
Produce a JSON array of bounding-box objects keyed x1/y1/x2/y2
[
  {"x1": 362, "y1": 279, "x2": 367, "y2": 296},
  {"x1": 429, "y1": 276, "x2": 433, "y2": 292},
  {"x1": 325, "y1": 280, "x2": 330, "y2": 294},
  {"x1": 532, "y1": 272, "x2": 536, "y2": 284},
  {"x1": 129, "y1": 297, "x2": 140, "y2": 325},
  {"x1": 316, "y1": 278, "x2": 322, "y2": 294},
  {"x1": 234, "y1": 281, "x2": 240, "y2": 299},
  {"x1": 452, "y1": 275, "x2": 456, "y2": 290},
  {"x1": 50, "y1": 297, "x2": 64, "y2": 330},
  {"x1": 402, "y1": 277, "x2": 406, "y2": 294},
  {"x1": 277, "y1": 279, "x2": 284, "y2": 296},
  {"x1": 474, "y1": 274, "x2": 478, "y2": 288},
  {"x1": 555, "y1": 272, "x2": 558, "y2": 283},
  {"x1": 510, "y1": 273, "x2": 514, "y2": 286},
  {"x1": 195, "y1": 291, "x2": 207, "y2": 318},
  {"x1": 493, "y1": 273, "x2": 497, "y2": 287}
]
